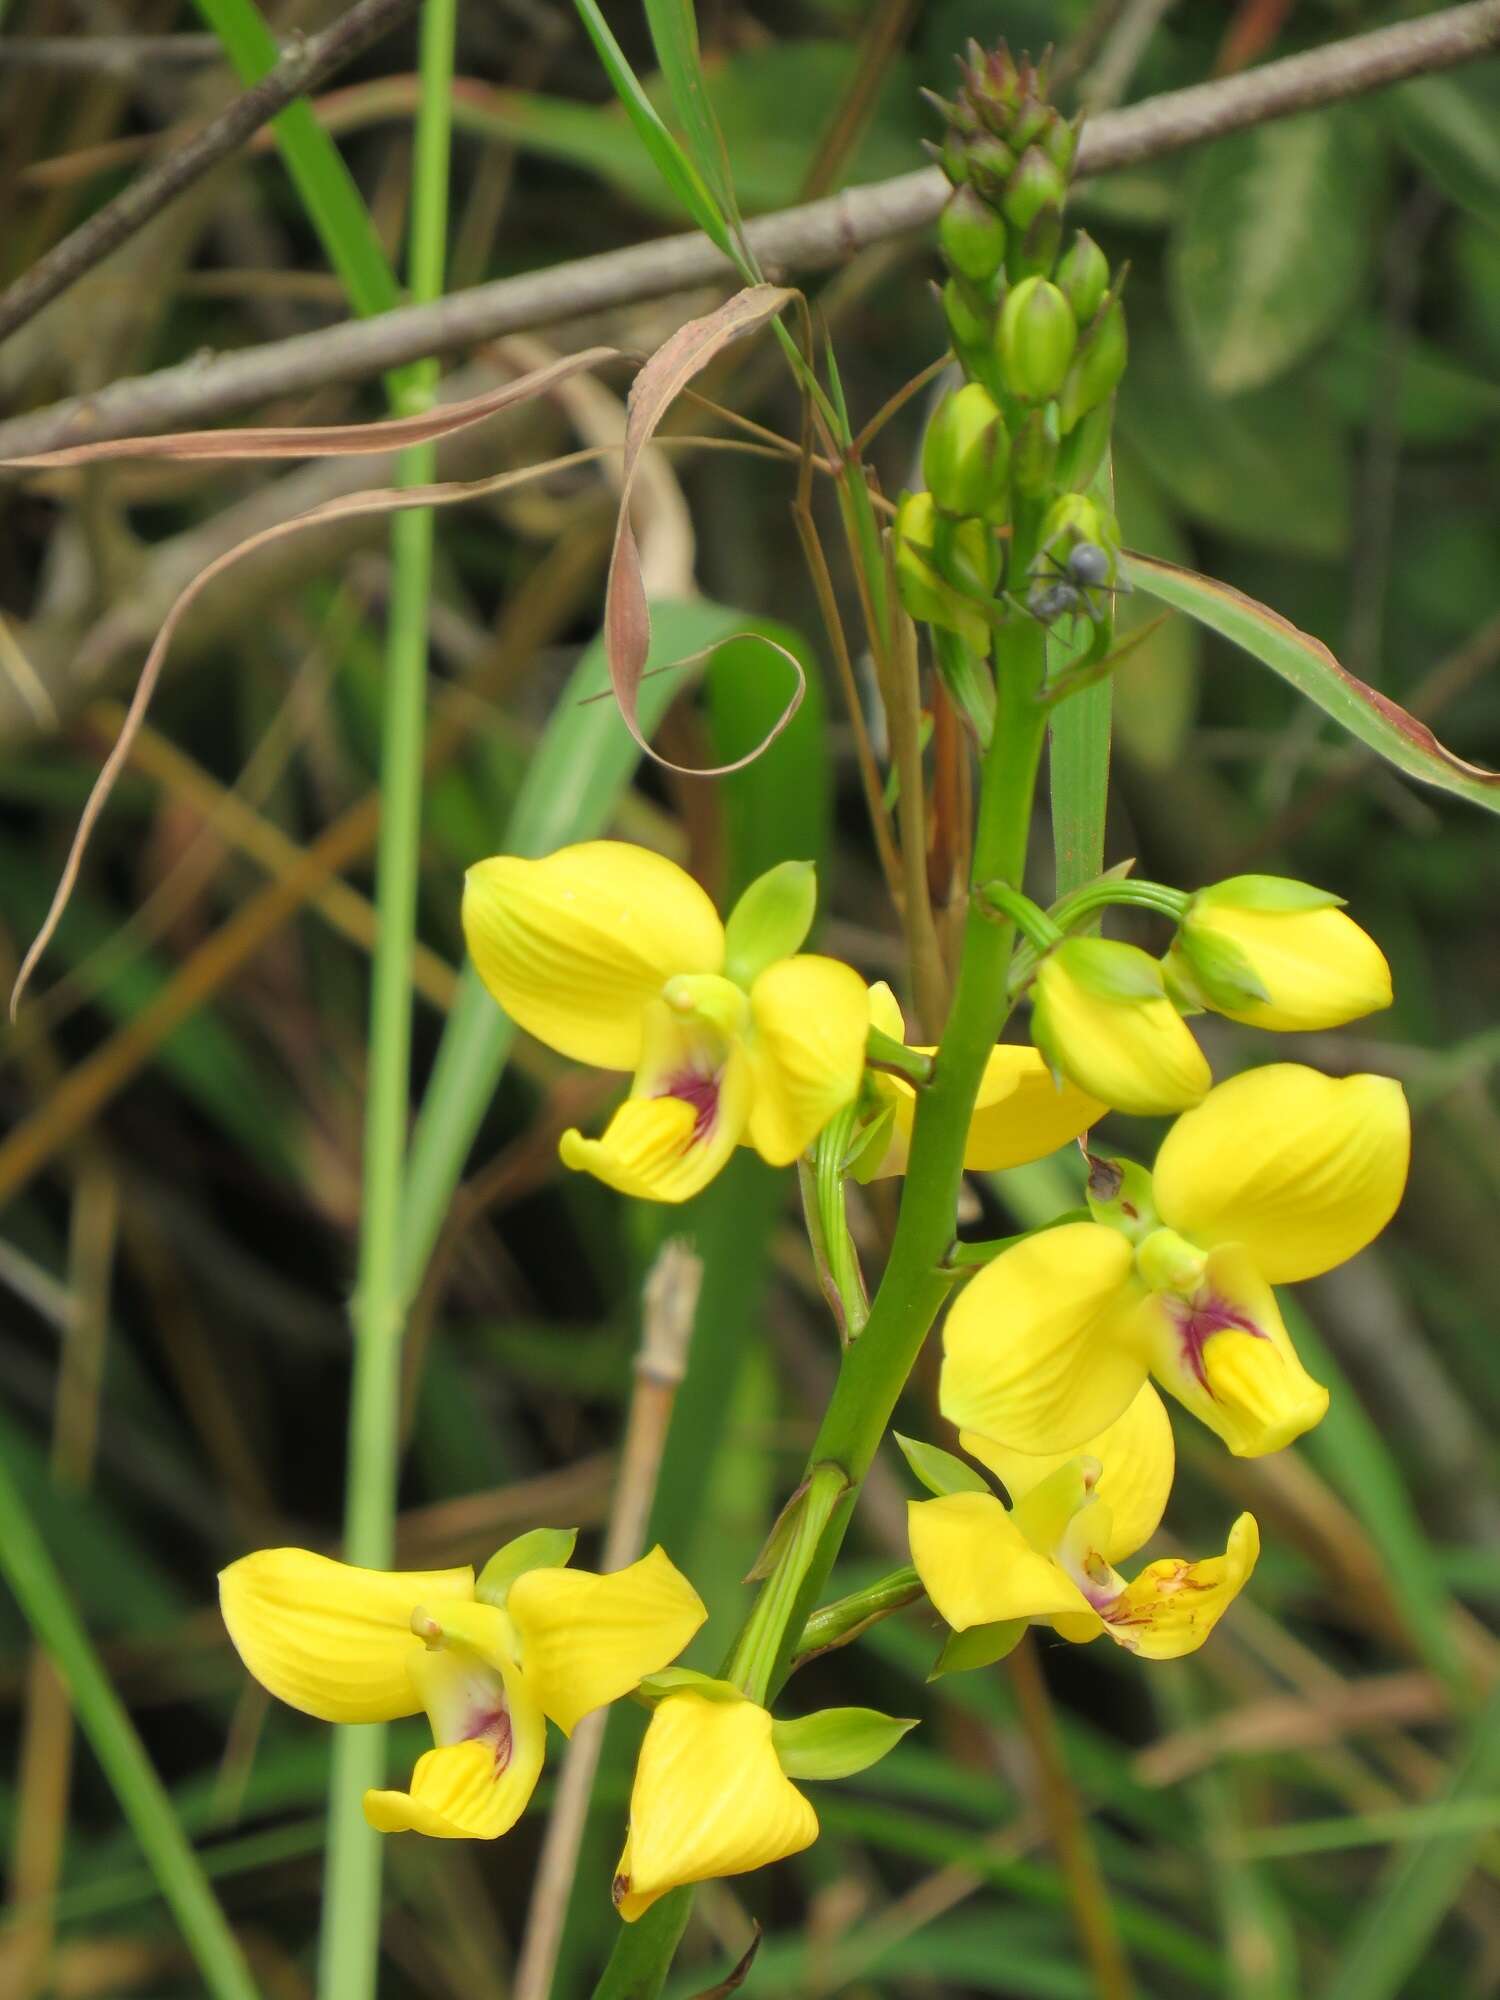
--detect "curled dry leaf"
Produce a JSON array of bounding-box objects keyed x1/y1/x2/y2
[
  {"x1": 605, "y1": 282, "x2": 806, "y2": 775},
  {"x1": 7, "y1": 347, "x2": 624, "y2": 1017}
]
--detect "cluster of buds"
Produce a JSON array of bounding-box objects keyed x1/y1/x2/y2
[{"x1": 895, "y1": 43, "x2": 1129, "y2": 701}]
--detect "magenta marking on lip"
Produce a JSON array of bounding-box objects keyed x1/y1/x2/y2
[
  {"x1": 656, "y1": 1069, "x2": 720, "y2": 1143},
  {"x1": 466, "y1": 1705, "x2": 514, "y2": 1774},
  {"x1": 1164, "y1": 1292, "x2": 1266, "y2": 1395}
]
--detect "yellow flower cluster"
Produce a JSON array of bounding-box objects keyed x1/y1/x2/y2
[{"x1": 214, "y1": 844, "x2": 1411, "y2": 1914}]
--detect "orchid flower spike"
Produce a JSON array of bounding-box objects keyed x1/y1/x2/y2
[
  {"x1": 859, "y1": 981, "x2": 1102, "y2": 1178},
  {"x1": 910, "y1": 1384, "x2": 1259, "y2": 1659},
  {"x1": 941, "y1": 1064, "x2": 1410, "y2": 1458},
  {"x1": 462, "y1": 843, "x2": 868, "y2": 1203},
  {"x1": 219, "y1": 1536, "x2": 703, "y2": 1839}
]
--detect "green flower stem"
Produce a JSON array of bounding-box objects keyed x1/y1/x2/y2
[
  {"x1": 591, "y1": 457, "x2": 1050, "y2": 2000},
  {"x1": 724, "y1": 1464, "x2": 849, "y2": 1704},
  {"x1": 865, "y1": 1026, "x2": 934, "y2": 1084},
  {"x1": 943, "y1": 1210, "x2": 1090, "y2": 1268},
  {"x1": 0, "y1": 1456, "x2": 259, "y2": 2000},
  {"x1": 318, "y1": 7, "x2": 455, "y2": 2000},
  {"x1": 1053, "y1": 879, "x2": 1190, "y2": 929},
  {"x1": 791, "y1": 1565, "x2": 925, "y2": 1668},
  {"x1": 977, "y1": 877, "x2": 1065, "y2": 952}
]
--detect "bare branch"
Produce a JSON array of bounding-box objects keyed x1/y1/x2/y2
[
  {"x1": 0, "y1": 0, "x2": 418, "y2": 348},
  {"x1": 0, "y1": 2, "x2": 1495, "y2": 459}
]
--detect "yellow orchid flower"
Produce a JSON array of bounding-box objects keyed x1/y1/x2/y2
[
  {"x1": 1030, "y1": 936, "x2": 1211, "y2": 1115},
  {"x1": 462, "y1": 843, "x2": 868, "y2": 1203},
  {"x1": 613, "y1": 1688, "x2": 818, "y2": 1921},
  {"x1": 1168, "y1": 874, "x2": 1393, "y2": 1031},
  {"x1": 219, "y1": 1542, "x2": 705, "y2": 1840},
  {"x1": 861, "y1": 981, "x2": 1103, "y2": 1177},
  {"x1": 941, "y1": 1063, "x2": 1409, "y2": 1458},
  {"x1": 910, "y1": 1384, "x2": 1259, "y2": 1659}
]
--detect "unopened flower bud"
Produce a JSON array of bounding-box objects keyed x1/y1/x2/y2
[
  {"x1": 942, "y1": 276, "x2": 992, "y2": 353},
  {"x1": 938, "y1": 187, "x2": 1008, "y2": 284},
  {"x1": 1001, "y1": 145, "x2": 1065, "y2": 235},
  {"x1": 965, "y1": 135, "x2": 1019, "y2": 203},
  {"x1": 923, "y1": 383, "x2": 1011, "y2": 524},
  {"x1": 998, "y1": 277, "x2": 1076, "y2": 401},
  {"x1": 893, "y1": 492, "x2": 994, "y2": 657},
  {"x1": 1056, "y1": 231, "x2": 1110, "y2": 327},
  {"x1": 1059, "y1": 296, "x2": 1127, "y2": 433},
  {"x1": 1031, "y1": 938, "x2": 1211, "y2": 1116},
  {"x1": 1169, "y1": 876, "x2": 1393, "y2": 1031}
]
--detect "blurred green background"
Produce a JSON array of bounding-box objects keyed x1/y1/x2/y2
[{"x1": 2, "y1": 2, "x2": 1500, "y2": 1996}]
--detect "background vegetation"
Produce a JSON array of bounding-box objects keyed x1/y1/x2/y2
[{"x1": 2, "y1": 2, "x2": 1500, "y2": 1996}]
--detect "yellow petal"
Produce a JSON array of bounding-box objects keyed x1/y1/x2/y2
[
  {"x1": 363, "y1": 1698, "x2": 545, "y2": 1841},
  {"x1": 908, "y1": 1493, "x2": 1097, "y2": 1632},
  {"x1": 1185, "y1": 900, "x2": 1392, "y2": 1031},
  {"x1": 880, "y1": 1042, "x2": 1104, "y2": 1180},
  {"x1": 1031, "y1": 941, "x2": 1211, "y2": 1115},
  {"x1": 1140, "y1": 1246, "x2": 1329, "y2": 1457},
  {"x1": 462, "y1": 842, "x2": 724, "y2": 1071},
  {"x1": 559, "y1": 1042, "x2": 752, "y2": 1203},
  {"x1": 940, "y1": 1223, "x2": 1150, "y2": 1455},
  {"x1": 1101, "y1": 1513, "x2": 1260, "y2": 1660},
  {"x1": 866, "y1": 979, "x2": 907, "y2": 1043},
  {"x1": 507, "y1": 1547, "x2": 707, "y2": 1736},
  {"x1": 1152, "y1": 1064, "x2": 1410, "y2": 1283},
  {"x1": 613, "y1": 1691, "x2": 818, "y2": 1921},
  {"x1": 218, "y1": 1550, "x2": 473, "y2": 1724},
  {"x1": 746, "y1": 955, "x2": 870, "y2": 1166},
  {"x1": 962, "y1": 1381, "x2": 1175, "y2": 1565}
]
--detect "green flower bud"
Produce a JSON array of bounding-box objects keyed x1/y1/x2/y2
[
  {"x1": 942, "y1": 275, "x2": 992, "y2": 353},
  {"x1": 1000, "y1": 145, "x2": 1065, "y2": 235},
  {"x1": 965, "y1": 135, "x2": 1019, "y2": 203},
  {"x1": 893, "y1": 492, "x2": 994, "y2": 657},
  {"x1": 1038, "y1": 493, "x2": 1117, "y2": 567},
  {"x1": 1056, "y1": 231, "x2": 1110, "y2": 326},
  {"x1": 723, "y1": 860, "x2": 817, "y2": 987},
  {"x1": 938, "y1": 186, "x2": 1008, "y2": 284},
  {"x1": 1010, "y1": 407, "x2": 1057, "y2": 496},
  {"x1": 1058, "y1": 296, "x2": 1127, "y2": 433},
  {"x1": 923, "y1": 383, "x2": 1011, "y2": 524},
  {"x1": 997, "y1": 276, "x2": 1077, "y2": 401}
]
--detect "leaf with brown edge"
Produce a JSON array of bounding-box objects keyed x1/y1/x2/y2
[
  {"x1": 1, "y1": 349, "x2": 619, "y2": 467},
  {"x1": 1127, "y1": 552, "x2": 1500, "y2": 816},
  {"x1": 606, "y1": 284, "x2": 806, "y2": 775}
]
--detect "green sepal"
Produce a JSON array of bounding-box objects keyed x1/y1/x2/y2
[
  {"x1": 1083, "y1": 1152, "x2": 1158, "y2": 1242},
  {"x1": 1194, "y1": 873, "x2": 1345, "y2": 914},
  {"x1": 1160, "y1": 946, "x2": 1207, "y2": 1016},
  {"x1": 475, "y1": 1527, "x2": 577, "y2": 1606},
  {"x1": 895, "y1": 1433, "x2": 990, "y2": 1499},
  {"x1": 771, "y1": 1708, "x2": 917, "y2": 1781},
  {"x1": 1172, "y1": 926, "x2": 1271, "y2": 1011},
  {"x1": 929, "y1": 1618, "x2": 1027, "y2": 1679},
  {"x1": 636, "y1": 1667, "x2": 743, "y2": 1706},
  {"x1": 1051, "y1": 936, "x2": 1165, "y2": 1002},
  {"x1": 723, "y1": 859, "x2": 817, "y2": 986}
]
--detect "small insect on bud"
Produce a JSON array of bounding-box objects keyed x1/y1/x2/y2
[
  {"x1": 923, "y1": 383, "x2": 1011, "y2": 525},
  {"x1": 938, "y1": 186, "x2": 1008, "y2": 285},
  {"x1": 1055, "y1": 231, "x2": 1110, "y2": 327},
  {"x1": 997, "y1": 276, "x2": 1077, "y2": 402}
]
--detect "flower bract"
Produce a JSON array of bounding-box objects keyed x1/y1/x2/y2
[
  {"x1": 941, "y1": 1064, "x2": 1409, "y2": 1458},
  {"x1": 462, "y1": 842, "x2": 868, "y2": 1203},
  {"x1": 219, "y1": 1542, "x2": 704, "y2": 1839},
  {"x1": 613, "y1": 1688, "x2": 818, "y2": 1920},
  {"x1": 909, "y1": 1383, "x2": 1259, "y2": 1658}
]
